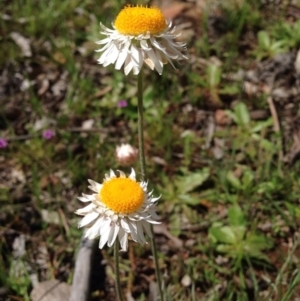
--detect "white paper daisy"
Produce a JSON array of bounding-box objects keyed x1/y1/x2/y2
[
  {"x1": 96, "y1": 5, "x2": 187, "y2": 75},
  {"x1": 75, "y1": 169, "x2": 160, "y2": 251}
]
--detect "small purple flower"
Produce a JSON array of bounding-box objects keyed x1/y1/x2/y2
[
  {"x1": 42, "y1": 129, "x2": 55, "y2": 140},
  {"x1": 117, "y1": 100, "x2": 127, "y2": 108},
  {"x1": 0, "y1": 138, "x2": 8, "y2": 149}
]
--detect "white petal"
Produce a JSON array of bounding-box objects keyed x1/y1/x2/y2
[
  {"x1": 127, "y1": 220, "x2": 138, "y2": 242},
  {"x1": 115, "y1": 50, "x2": 128, "y2": 70},
  {"x1": 111, "y1": 214, "x2": 118, "y2": 223},
  {"x1": 150, "y1": 196, "x2": 161, "y2": 203},
  {"x1": 99, "y1": 218, "x2": 111, "y2": 236},
  {"x1": 75, "y1": 203, "x2": 95, "y2": 215},
  {"x1": 142, "y1": 220, "x2": 152, "y2": 238},
  {"x1": 118, "y1": 228, "x2": 128, "y2": 251},
  {"x1": 120, "y1": 218, "x2": 130, "y2": 232},
  {"x1": 78, "y1": 211, "x2": 99, "y2": 228},
  {"x1": 88, "y1": 179, "x2": 102, "y2": 193},
  {"x1": 98, "y1": 43, "x2": 116, "y2": 65},
  {"x1": 99, "y1": 221, "x2": 111, "y2": 249},
  {"x1": 129, "y1": 168, "x2": 136, "y2": 180},
  {"x1": 148, "y1": 50, "x2": 163, "y2": 75},
  {"x1": 118, "y1": 170, "x2": 126, "y2": 177},
  {"x1": 130, "y1": 45, "x2": 142, "y2": 68},
  {"x1": 83, "y1": 193, "x2": 96, "y2": 200},
  {"x1": 95, "y1": 37, "x2": 112, "y2": 45},
  {"x1": 102, "y1": 44, "x2": 119, "y2": 66},
  {"x1": 124, "y1": 56, "x2": 134, "y2": 75},
  {"x1": 77, "y1": 196, "x2": 91, "y2": 203},
  {"x1": 107, "y1": 223, "x2": 120, "y2": 247},
  {"x1": 148, "y1": 210, "x2": 161, "y2": 220},
  {"x1": 136, "y1": 223, "x2": 146, "y2": 244},
  {"x1": 145, "y1": 218, "x2": 161, "y2": 224},
  {"x1": 140, "y1": 40, "x2": 151, "y2": 51},
  {"x1": 85, "y1": 218, "x2": 103, "y2": 239}
]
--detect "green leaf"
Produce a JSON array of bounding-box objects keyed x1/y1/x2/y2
[
  {"x1": 234, "y1": 102, "x2": 250, "y2": 126},
  {"x1": 250, "y1": 118, "x2": 273, "y2": 133},
  {"x1": 226, "y1": 171, "x2": 241, "y2": 189},
  {"x1": 182, "y1": 204, "x2": 198, "y2": 223},
  {"x1": 245, "y1": 250, "x2": 271, "y2": 262},
  {"x1": 216, "y1": 244, "x2": 235, "y2": 254},
  {"x1": 244, "y1": 233, "x2": 273, "y2": 251},
  {"x1": 233, "y1": 226, "x2": 246, "y2": 241},
  {"x1": 207, "y1": 64, "x2": 221, "y2": 88},
  {"x1": 228, "y1": 205, "x2": 246, "y2": 227},
  {"x1": 178, "y1": 194, "x2": 200, "y2": 206},
  {"x1": 225, "y1": 110, "x2": 238, "y2": 123},
  {"x1": 290, "y1": 272, "x2": 300, "y2": 288},
  {"x1": 260, "y1": 138, "x2": 274, "y2": 151},
  {"x1": 241, "y1": 169, "x2": 254, "y2": 190},
  {"x1": 169, "y1": 209, "x2": 182, "y2": 237},
  {"x1": 209, "y1": 226, "x2": 237, "y2": 244},
  {"x1": 270, "y1": 41, "x2": 285, "y2": 51},
  {"x1": 258, "y1": 31, "x2": 270, "y2": 49},
  {"x1": 177, "y1": 168, "x2": 210, "y2": 194},
  {"x1": 219, "y1": 85, "x2": 240, "y2": 95}
]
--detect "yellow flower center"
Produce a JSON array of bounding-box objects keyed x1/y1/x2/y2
[
  {"x1": 114, "y1": 6, "x2": 167, "y2": 36},
  {"x1": 100, "y1": 177, "x2": 144, "y2": 214}
]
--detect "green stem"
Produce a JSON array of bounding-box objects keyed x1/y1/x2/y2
[
  {"x1": 137, "y1": 72, "x2": 146, "y2": 179},
  {"x1": 149, "y1": 232, "x2": 164, "y2": 300},
  {"x1": 137, "y1": 71, "x2": 164, "y2": 301},
  {"x1": 114, "y1": 240, "x2": 124, "y2": 301}
]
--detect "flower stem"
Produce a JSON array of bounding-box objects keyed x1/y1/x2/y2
[
  {"x1": 137, "y1": 71, "x2": 164, "y2": 301},
  {"x1": 114, "y1": 240, "x2": 124, "y2": 301},
  {"x1": 137, "y1": 72, "x2": 146, "y2": 179}
]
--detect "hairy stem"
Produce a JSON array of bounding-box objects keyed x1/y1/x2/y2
[{"x1": 114, "y1": 240, "x2": 124, "y2": 301}]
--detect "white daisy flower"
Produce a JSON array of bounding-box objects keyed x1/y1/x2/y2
[
  {"x1": 96, "y1": 5, "x2": 187, "y2": 75},
  {"x1": 75, "y1": 168, "x2": 160, "y2": 251}
]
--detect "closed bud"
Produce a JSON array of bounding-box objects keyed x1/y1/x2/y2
[{"x1": 115, "y1": 143, "x2": 138, "y2": 166}]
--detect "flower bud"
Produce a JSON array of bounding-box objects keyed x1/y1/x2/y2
[{"x1": 115, "y1": 143, "x2": 138, "y2": 166}]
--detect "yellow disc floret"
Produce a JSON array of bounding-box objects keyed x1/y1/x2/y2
[
  {"x1": 115, "y1": 6, "x2": 167, "y2": 36},
  {"x1": 100, "y1": 177, "x2": 144, "y2": 214}
]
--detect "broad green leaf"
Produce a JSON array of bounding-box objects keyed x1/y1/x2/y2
[
  {"x1": 225, "y1": 110, "x2": 238, "y2": 123},
  {"x1": 233, "y1": 226, "x2": 246, "y2": 241},
  {"x1": 257, "y1": 181, "x2": 275, "y2": 194},
  {"x1": 216, "y1": 244, "x2": 234, "y2": 254},
  {"x1": 242, "y1": 169, "x2": 254, "y2": 189},
  {"x1": 245, "y1": 233, "x2": 273, "y2": 251},
  {"x1": 209, "y1": 226, "x2": 237, "y2": 244},
  {"x1": 271, "y1": 41, "x2": 285, "y2": 51},
  {"x1": 228, "y1": 205, "x2": 246, "y2": 227},
  {"x1": 182, "y1": 204, "x2": 198, "y2": 223},
  {"x1": 258, "y1": 31, "x2": 270, "y2": 48},
  {"x1": 226, "y1": 171, "x2": 241, "y2": 189},
  {"x1": 219, "y1": 193, "x2": 238, "y2": 203},
  {"x1": 169, "y1": 210, "x2": 182, "y2": 237},
  {"x1": 178, "y1": 194, "x2": 200, "y2": 206},
  {"x1": 219, "y1": 85, "x2": 240, "y2": 95},
  {"x1": 251, "y1": 118, "x2": 273, "y2": 133},
  {"x1": 234, "y1": 102, "x2": 250, "y2": 126},
  {"x1": 207, "y1": 64, "x2": 221, "y2": 88},
  {"x1": 285, "y1": 202, "x2": 300, "y2": 218},
  {"x1": 177, "y1": 169, "x2": 210, "y2": 194},
  {"x1": 245, "y1": 250, "x2": 271, "y2": 262},
  {"x1": 259, "y1": 138, "x2": 274, "y2": 151}
]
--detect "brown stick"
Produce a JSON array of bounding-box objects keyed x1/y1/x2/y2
[{"x1": 266, "y1": 95, "x2": 280, "y2": 133}]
